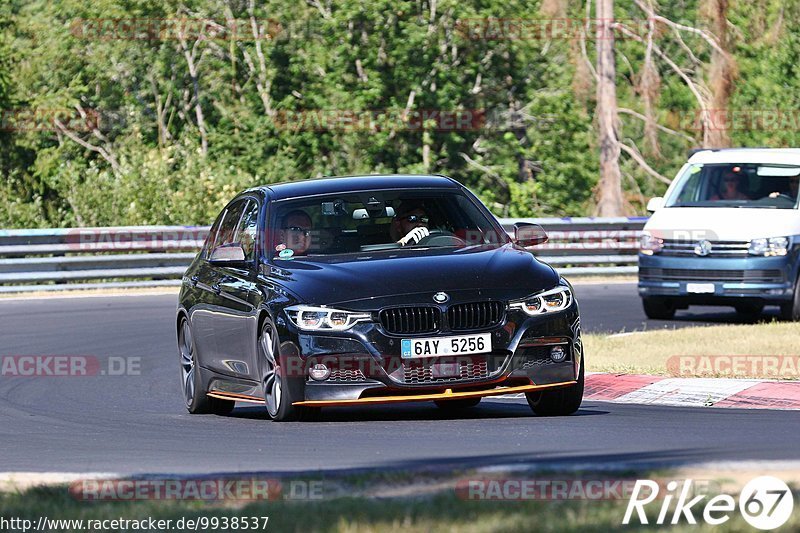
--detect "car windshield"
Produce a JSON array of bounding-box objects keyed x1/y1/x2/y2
[
  {"x1": 270, "y1": 189, "x2": 506, "y2": 258},
  {"x1": 665, "y1": 163, "x2": 800, "y2": 209}
]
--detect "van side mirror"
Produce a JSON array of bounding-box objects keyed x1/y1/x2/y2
[
  {"x1": 646, "y1": 197, "x2": 665, "y2": 212},
  {"x1": 513, "y1": 222, "x2": 548, "y2": 247}
]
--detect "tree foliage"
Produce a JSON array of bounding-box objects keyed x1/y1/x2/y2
[{"x1": 0, "y1": 0, "x2": 798, "y2": 227}]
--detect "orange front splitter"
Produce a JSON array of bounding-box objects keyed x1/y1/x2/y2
[{"x1": 292, "y1": 380, "x2": 577, "y2": 407}]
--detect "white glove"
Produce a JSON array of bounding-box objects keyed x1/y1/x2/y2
[{"x1": 398, "y1": 226, "x2": 430, "y2": 246}]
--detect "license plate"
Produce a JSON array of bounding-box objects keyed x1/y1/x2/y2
[
  {"x1": 401, "y1": 333, "x2": 492, "y2": 359},
  {"x1": 686, "y1": 283, "x2": 715, "y2": 294}
]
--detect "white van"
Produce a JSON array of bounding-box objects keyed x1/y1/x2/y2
[{"x1": 639, "y1": 148, "x2": 800, "y2": 321}]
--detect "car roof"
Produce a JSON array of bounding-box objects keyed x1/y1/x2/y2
[
  {"x1": 688, "y1": 148, "x2": 800, "y2": 166},
  {"x1": 248, "y1": 174, "x2": 461, "y2": 200}
]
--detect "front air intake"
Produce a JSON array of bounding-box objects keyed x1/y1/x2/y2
[
  {"x1": 447, "y1": 301, "x2": 505, "y2": 331},
  {"x1": 379, "y1": 306, "x2": 440, "y2": 335}
]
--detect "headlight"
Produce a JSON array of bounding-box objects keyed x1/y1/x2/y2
[
  {"x1": 749, "y1": 237, "x2": 790, "y2": 257},
  {"x1": 285, "y1": 305, "x2": 371, "y2": 331},
  {"x1": 639, "y1": 232, "x2": 663, "y2": 255},
  {"x1": 509, "y1": 286, "x2": 573, "y2": 316}
]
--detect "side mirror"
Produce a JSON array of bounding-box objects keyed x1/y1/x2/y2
[
  {"x1": 513, "y1": 222, "x2": 548, "y2": 247},
  {"x1": 208, "y1": 243, "x2": 248, "y2": 266},
  {"x1": 646, "y1": 197, "x2": 665, "y2": 212}
]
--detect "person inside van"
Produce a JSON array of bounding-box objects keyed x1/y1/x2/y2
[
  {"x1": 711, "y1": 169, "x2": 750, "y2": 201},
  {"x1": 769, "y1": 177, "x2": 800, "y2": 201}
]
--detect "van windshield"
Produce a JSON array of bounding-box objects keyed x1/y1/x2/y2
[{"x1": 665, "y1": 163, "x2": 800, "y2": 209}]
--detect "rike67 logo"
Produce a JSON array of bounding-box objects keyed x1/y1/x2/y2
[{"x1": 623, "y1": 476, "x2": 794, "y2": 530}]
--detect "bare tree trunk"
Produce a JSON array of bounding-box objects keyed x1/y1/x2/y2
[
  {"x1": 702, "y1": 0, "x2": 736, "y2": 147},
  {"x1": 179, "y1": 38, "x2": 208, "y2": 157},
  {"x1": 639, "y1": 4, "x2": 661, "y2": 157},
  {"x1": 595, "y1": 0, "x2": 624, "y2": 216}
]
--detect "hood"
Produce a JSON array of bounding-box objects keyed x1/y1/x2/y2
[
  {"x1": 267, "y1": 244, "x2": 558, "y2": 307},
  {"x1": 646, "y1": 207, "x2": 800, "y2": 241}
]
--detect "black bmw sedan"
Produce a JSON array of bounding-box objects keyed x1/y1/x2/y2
[{"x1": 177, "y1": 175, "x2": 583, "y2": 421}]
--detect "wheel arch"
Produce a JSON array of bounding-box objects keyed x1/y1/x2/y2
[{"x1": 176, "y1": 308, "x2": 189, "y2": 337}]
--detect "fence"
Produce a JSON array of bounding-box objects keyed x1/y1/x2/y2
[{"x1": 0, "y1": 218, "x2": 646, "y2": 293}]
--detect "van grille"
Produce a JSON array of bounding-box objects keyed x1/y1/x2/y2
[
  {"x1": 659, "y1": 240, "x2": 750, "y2": 257},
  {"x1": 640, "y1": 268, "x2": 783, "y2": 283}
]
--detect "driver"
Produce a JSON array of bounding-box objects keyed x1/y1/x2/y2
[
  {"x1": 711, "y1": 169, "x2": 749, "y2": 201},
  {"x1": 277, "y1": 209, "x2": 312, "y2": 255},
  {"x1": 390, "y1": 201, "x2": 430, "y2": 246}
]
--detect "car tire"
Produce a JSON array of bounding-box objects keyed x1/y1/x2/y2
[
  {"x1": 642, "y1": 297, "x2": 676, "y2": 320},
  {"x1": 259, "y1": 317, "x2": 318, "y2": 422},
  {"x1": 434, "y1": 398, "x2": 481, "y2": 410},
  {"x1": 780, "y1": 276, "x2": 800, "y2": 321},
  {"x1": 179, "y1": 317, "x2": 235, "y2": 415},
  {"x1": 735, "y1": 303, "x2": 764, "y2": 320},
  {"x1": 526, "y1": 358, "x2": 584, "y2": 417}
]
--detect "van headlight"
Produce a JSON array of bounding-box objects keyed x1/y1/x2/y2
[
  {"x1": 639, "y1": 232, "x2": 663, "y2": 255},
  {"x1": 749, "y1": 237, "x2": 790, "y2": 257},
  {"x1": 509, "y1": 286, "x2": 573, "y2": 315},
  {"x1": 286, "y1": 305, "x2": 371, "y2": 331}
]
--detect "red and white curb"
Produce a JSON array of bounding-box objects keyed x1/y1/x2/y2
[{"x1": 584, "y1": 373, "x2": 800, "y2": 410}]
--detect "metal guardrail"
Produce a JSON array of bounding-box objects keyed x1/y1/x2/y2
[{"x1": 0, "y1": 217, "x2": 646, "y2": 293}]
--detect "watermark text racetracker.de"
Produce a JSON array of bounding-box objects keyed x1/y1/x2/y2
[
  {"x1": 0, "y1": 356, "x2": 140, "y2": 377},
  {"x1": 69, "y1": 18, "x2": 281, "y2": 41},
  {"x1": 69, "y1": 477, "x2": 324, "y2": 501},
  {"x1": 65, "y1": 228, "x2": 209, "y2": 252},
  {"x1": 456, "y1": 476, "x2": 719, "y2": 501},
  {"x1": 668, "y1": 355, "x2": 800, "y2": 379}
]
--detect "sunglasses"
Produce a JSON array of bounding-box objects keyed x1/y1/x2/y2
[
  {"x1": 284, "y1": 226, "x2": 311, "y2": 236},
  {"x1": 402, "y1": 215, "x2": 429, "y2": 224}
]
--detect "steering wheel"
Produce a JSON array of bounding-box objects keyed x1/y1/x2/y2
[{"x1": 416, "y1": 229, "x2": 466, "y2": 247}]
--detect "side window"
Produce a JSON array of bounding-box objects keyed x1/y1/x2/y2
[
  {"x1": 236, "y1": 200, "x2": 260, "y2": 261},
  {"x1": 203, "y1": 211, "x2": 226, "y2": 259},
  {"x1": 214, "y1": 200, "x2": 247, "y2": 249},
  {"x1": 674, "y1": 167, "x2": 703, "y2": 203}
]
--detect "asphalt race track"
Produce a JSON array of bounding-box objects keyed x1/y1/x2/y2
[{"x1": 1, "y1": 283, "x2": 798, "y2": 475}]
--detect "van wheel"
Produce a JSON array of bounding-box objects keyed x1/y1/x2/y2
[
  {"x1": 780, "y1": 277, "x2": 800, "y2": 321},
  {"x1": 735, "y1": 303, "x2": 764, "y2": 320},
  {"x1": 642, "y1": 297, "x2": 676, "y2": 320}
]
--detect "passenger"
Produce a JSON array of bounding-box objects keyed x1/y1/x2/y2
[
  {"x1": 390, "y1": 201, "x2": 430, "y2": 246},
  {"x1": 711, "y1": 170, "x2": 749, "y2": 201},
  {"x1": 789, "y1": 177, "x2": 799, "y2": 200},
  {"x1": 277, "y1": 209, "x2": 312, "y2": 255}
]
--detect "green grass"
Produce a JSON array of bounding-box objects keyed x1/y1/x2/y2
[
  {"x1": 2, "y1": 476, "x2": 799, "y2": 532},
  {"x1": 584, "y1": 321, "x2": 800, "y2": 377}
]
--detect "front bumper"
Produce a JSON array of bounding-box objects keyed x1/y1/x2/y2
[
  {"x1": 638, "y1": 253, "x2": 795, "y2": 304},
  {"x1": 278, "y1": 303, "x2": 582, "y2": 405}
]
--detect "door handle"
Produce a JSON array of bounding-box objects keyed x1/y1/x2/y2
[
  {"x1": 212, "y1": 284, "x2": 221, "y2": 295},
  {"x1": 190, "y1": 276, "x2": 199, "y2": 287}
]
